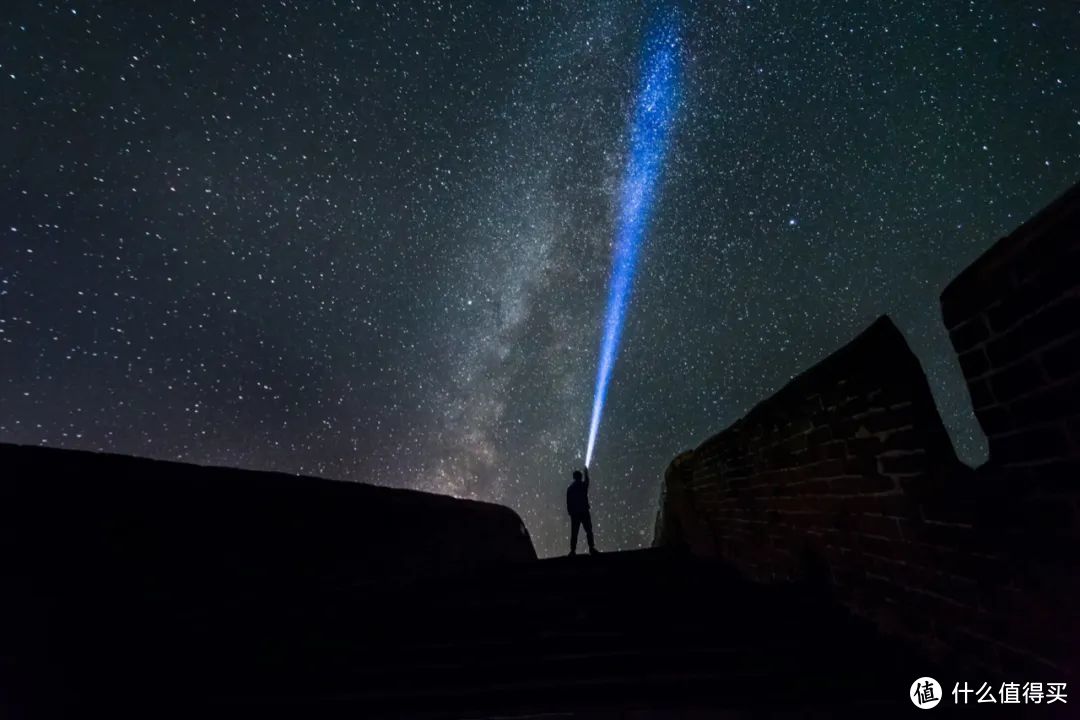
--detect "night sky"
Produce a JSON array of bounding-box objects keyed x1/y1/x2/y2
[{"x1": 2, "y1": 1, "x2": 1078, "y2": 557}]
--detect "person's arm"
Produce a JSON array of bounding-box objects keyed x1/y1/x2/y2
[{"x1": 583, "y1": 467, "x2": 590, "y2": 490}]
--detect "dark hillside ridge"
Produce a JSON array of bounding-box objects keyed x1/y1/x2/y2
[
  {"x1": 1, "y1": 442, "x2": 535, "y2": 715},
  {"x1": 655, "y1": 180, "x2": 1080, "y2": 680},
  {"x1": 1, "y1": 442, "x2": 535, "y2": 584}
]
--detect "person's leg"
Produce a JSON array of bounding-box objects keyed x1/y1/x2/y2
[
  {"x1": 570, "y1": 515, "x2": 580, "y2": 554},
  {"x1": 582, "y1": 512, "x2": 595, "y2": 551}
]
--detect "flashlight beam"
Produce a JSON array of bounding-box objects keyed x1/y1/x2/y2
[{"x1": 585, "y1": 13, "x2": 680, "y2": 467}]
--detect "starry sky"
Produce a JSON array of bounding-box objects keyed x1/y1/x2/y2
[{"x1": 2, "y1": 1, "x2": 1078, "y2": 557}]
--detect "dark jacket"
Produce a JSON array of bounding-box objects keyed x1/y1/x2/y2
[{"x1": 566, "y1": 472, "x2": 590, "y2": 516}]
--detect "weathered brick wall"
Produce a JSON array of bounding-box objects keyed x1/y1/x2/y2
[
  {"x1": 938, "y1": 181, "x2": 1080, "y2": 677},
  {"x1": 655, "y1": 181, "x2": 1080, "y2": 678},
  {"x1": 653, "y1": 449, "x2": 711, "y2": 552},
  {"x1": 942, "y1": 182, "x2": 1079, "y2": 497}
]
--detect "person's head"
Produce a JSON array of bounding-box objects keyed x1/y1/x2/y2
[{"x1": 572, "y1": 470, "x2": 582, "y2": 482}]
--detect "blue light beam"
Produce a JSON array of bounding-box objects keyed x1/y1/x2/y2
[{"x1": 585, "y1": 12, "x2": 680, "y2": 467}]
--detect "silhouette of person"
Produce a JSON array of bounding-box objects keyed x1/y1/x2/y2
[{"x1": 567, "y1": 467, "x2": 598, "y2": 556}]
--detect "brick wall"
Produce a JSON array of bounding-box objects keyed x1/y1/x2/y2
[
  {"x1": 942, "y1": 183, "x2": 1080, "y2": 497},
  {"x1": 654, "y1": 181, "x2": 1080, "y2": 678},
  {"x1": 939, "y1": 180, "x2": 1080, "y2": 677}
]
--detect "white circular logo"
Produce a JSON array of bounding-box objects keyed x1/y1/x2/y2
[{"x1": 910, "y1": 677, "x2": 942, "y2": 709}]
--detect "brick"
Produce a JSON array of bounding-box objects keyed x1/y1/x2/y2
[
  {"x1": 773, "y1": 468, "x2": 802, "y2": 485},
  {"x1": 879, "y1": 452, "x2": 928, "y2": 476},
  {"x1": 945, "y1": 628, "x2": 1002, "y2": 669},
  {"x1": 844, "y1": 493, "x2": 917, "y2": 518},
  {"x1": 807, "y1": 459, "x2": 846, "y2": 479},
  {"x1": 995, "y1": 640, "x2": 1061, "y2": 678},
  {"x1": 790, "y1": 416, "x2": 814, "y2": 434},
  {"x1": 839, "y1": 395, "x2": 872, "y2": 417},
  {"x1": 844, "y1": 455, "x2": 878, "y2": 475},
  {"x1": 1020, "y1": 296, "x2": 1080, "y2": 355},
  {"x1": 975, "y1": 405, "x2": 1014, "y2": 437},
  {"x1": 1069, "y1": 415, "x2": 1080, "y2": 446},
  {"x1": 899, "y1": 539, "x2": 947, "y2": 565},
  {"x1": 867, "y1": 555, "x2": 911, "y2": 584},
  {"x1": 781, "y1": 433, "x2": 809, "y2": 453},
  {"x1": 1019, "y1": 459, "x2": 1080, "y2": 493},
  {"x1": 896, "y1": 473, "x2": 939, "y2": 503},
  {"x1": 800, "y1": 443, "x2": 824, "y2": 463},
  {"x1": 857, "y1": 513, "x2": 903, "y2": 539},
  {"x1": 831, "y1": 418, "x2": 857, "y2": 439},
  {"x1": 1042, "y1": 333, "x2": 1080, "y2": 381},
  {"x1": 925, "y1": 547, "x2": 1003, "y2": 584},
  {"x1": 967, "y1": 378, "x2": 995, "y2": 410},
  {"x1": 866, "y1": 407, "x2": 916, "y2": 434},
  {"x1": 989, "y1": 359, "x2": 1043, "y2": 403},
  {"x1": 788, "y1": 467, "x2": 819, "y2": 484},
  {"x1": 950, "y1": 315, "x2": 990, "y2": 353},
  {"x1": 784, "y1": 479, "x2": 832, "y2": 496},
  {"x1": 769, "y1": 483, "x2": 796, "y2": 498},
  {"x1": 943, "y1": 276, "x2": 1010, "y2": 330},
  {"x1": 860, "y1": 577, "x2": 901, "y2": 609},
  {"x1": 831, "y1": 564, "x2": 866, "y2": 588},
  {"x1": 902, "y1": 585, "x2": 971, "y2": 628},
  {"x1": 987, "y1": 282, "x2": 1051, "y2": 334},
  {"x1": 725, "y1": 465, "x2": 755, "y2": 482},
  {"x1": 881, "y1": 428, "x2": 921, "y2": 453},
  {"x1": 1008, "y1": 379, "x2": 1080, "y2": 427},
  {"x1": 807, "y1": 426, "x2": 832, "y2": 445},
  {"x1": 927, "y1": 572, "x2": 981, "y2": 606},
  {"x1": 959, "y1": 348, "x2": 990, "y2": 379},
  {"x1": 821, "y1": 441, "x2": 848, "y2": 459},
  {"x1": 991, "y1": 426, "x2": 1070, "y2": 466},
  {"x1": 986, "y1": 326, "x2": 1032, "y2": 368},
  {"x1": 1012, "y1": 213, "x2": 1080, "y2": 282},
  {"x1": 846, "y1": 437, "x2": 882, "y2": 456},
  {"x1": 858, "y1": 534, "x2": 898, "y2": 558},
  {"x1": 918, "y1": 522, "x2": 980, "y2": 551},
  {"x1": 997, "y1": 610, "x2": 1080, "y2": 669},
  {"x1": 829, "y1": 475, "x2": 895, "y2": 494},
  {"x1": 921, "y1": 592, "x2": 983, "y2": 632},
  {"x1": 869, "y1": 383, "x2": 911, "y2": 410},
  {"x1": 920, "y1": 498, "x2": 976, "y2": 527},
  {"x1": 989, "y1": 302, "x2": 1071, "y2": 375},
  {"x1": 789, "y1": 511, "x2": 831, "y2": 529},
  {"x1": 1014, "y1": 497, "x2": 1075, "y2": 535}
]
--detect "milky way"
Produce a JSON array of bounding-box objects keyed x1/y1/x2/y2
[{"x1": 2, "y1": 2, "x2": 1078, "y2": 557}]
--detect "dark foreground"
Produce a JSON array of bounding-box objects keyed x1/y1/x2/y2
[{"x1": 8, "y1": 543, "x2": 933, "y2": 718}]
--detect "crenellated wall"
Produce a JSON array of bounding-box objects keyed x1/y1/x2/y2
[
  {"x1": 942, "y1": 182, "x2": 1080, "y2": 489},
  {"x1": 654, "y1": 181, "x2": 1080, "y2": 678}
]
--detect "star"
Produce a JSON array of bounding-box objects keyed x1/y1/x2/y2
[{"x1": 1, "y1": 0, "x2": 1077, "y2": 557}]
